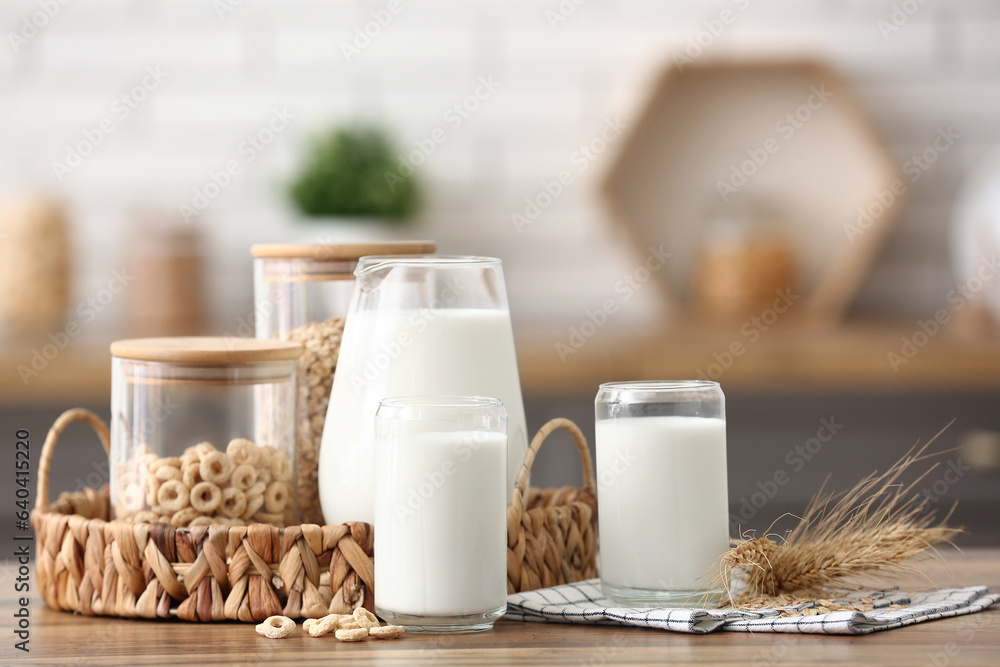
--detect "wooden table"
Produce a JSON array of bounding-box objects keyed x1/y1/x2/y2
[{"x1": 3, "y1": 548, "x2": 998, "y2": 666}]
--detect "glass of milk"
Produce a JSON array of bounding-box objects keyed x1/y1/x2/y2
[
  {"x1": 595, "y1": 381, "x2": 729, "y2": 607},
  {"x1": 374, "y1": 396, "x2": 508, "y2": 633}
]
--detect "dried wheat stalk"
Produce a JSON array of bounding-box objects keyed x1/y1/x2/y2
[{"x1": 715, "y1": 421, "x2": 963, "y2": 608}]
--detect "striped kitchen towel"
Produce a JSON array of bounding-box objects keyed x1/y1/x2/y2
[{"x1": 505, "y1": 580, "x2": 998, "y2": 634}]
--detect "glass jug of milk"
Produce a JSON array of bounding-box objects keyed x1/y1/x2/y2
[{"x1": 318, "y1": 256, "x2": 528, "y2": 525}]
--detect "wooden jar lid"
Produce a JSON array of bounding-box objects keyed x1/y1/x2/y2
[
  {"x1": 110, "y1": 337, "x2": 303, "y2": 364},
  {"x1": 251, "y1": 241, "x2": 436, "y2": 260}
]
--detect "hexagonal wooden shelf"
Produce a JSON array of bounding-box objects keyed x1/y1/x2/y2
[{"x1": 600, "y1": 59, "x2": 903, "y2": 326}]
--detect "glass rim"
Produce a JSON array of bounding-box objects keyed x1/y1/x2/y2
[
  {"x1": 378, "y1": 395, "x2": 504, "y2": 410},
  {"x1": 357, "y1": 255, "x2": 500, "y2": 270},
  {"x1": 598, "y1": 380, "x2": 720, "y2": 392}
]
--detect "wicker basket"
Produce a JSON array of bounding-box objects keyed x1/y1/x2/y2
[{"x1": 31, "y1": 409, "x2": 597, "y2": 622}]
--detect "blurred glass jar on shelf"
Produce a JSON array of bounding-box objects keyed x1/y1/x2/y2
[
  {"x1": 691, "y1": 200, "x2": 798, "y2": 322},
  {"x1": 952, "y1": 147, "x2": 1000, "y2": 335},
  {"x1": 124, "y1": 210, "x2": 206, "y2": 336},
  {"x1": 0, "y1": 194, "x2": 71, "y2": 334}
]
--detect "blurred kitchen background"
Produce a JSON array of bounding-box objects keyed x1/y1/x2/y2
[{"x1": 3, "y1": 1, "x2": 1000, "y2": 546}]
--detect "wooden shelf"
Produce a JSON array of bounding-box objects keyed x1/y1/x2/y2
[{"x1": 3, "y1": 322, "x2": 1000, "y2": 408}]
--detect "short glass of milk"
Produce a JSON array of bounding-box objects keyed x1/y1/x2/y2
[
  {"x1": 374, "y1": 396, "x2": 508, "y2": 632},
  {"x1": 596, "y1": 381, "x2": 729, "y2": 607}
]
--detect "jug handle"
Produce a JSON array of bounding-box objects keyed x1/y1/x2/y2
[{"x1": 507, "y1": 418, "x2": 596, "y2": 521}]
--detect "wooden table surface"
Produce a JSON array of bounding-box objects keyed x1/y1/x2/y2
[{"x1": 3, "y1": 548, "x2": 998, "y2": 666}]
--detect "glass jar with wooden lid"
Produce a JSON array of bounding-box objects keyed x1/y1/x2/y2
[
  {"x1": 251, "y1": 241, "x2": 435, "y2": 524},
  {"x1": 109, "y1": 337, "x2": 302, "y2": 528}
]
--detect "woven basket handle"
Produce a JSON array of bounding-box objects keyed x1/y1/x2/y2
[
  {"x1": 509, "y1": 418, "x2": 595, "y2": 519},
  {"x1": 36, "y1": 408, "x2": 110, "y2": 512}
]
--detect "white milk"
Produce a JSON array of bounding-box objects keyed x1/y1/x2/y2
[
  {"x1": 374, "y1": 430, "x2": 508, "y2": 617},
  {"x1": 596, "y1": 416, "x2": 729, "y2": 592},
  {"x1": 319, "y1": 308, "x2": 528, "y2": 525}
]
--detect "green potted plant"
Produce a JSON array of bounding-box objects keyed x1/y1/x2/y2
[{"x1": 287, "y1": 125, "x2": 421, "y2": 237}]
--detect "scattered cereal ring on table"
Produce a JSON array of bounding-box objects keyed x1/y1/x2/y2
[
  {"x1": 334, "y1": 628, "x2": 368, "y2": 642},
  {"x1": 255, "y1": 615, "x2": 295, "y2": 639},
  {"x1": 369, "y1": 625, "x2": 405, "y2": 639},
  {"x1": 353, "y1": 608, "x2": 379, "y2": 630},
  {"x1": 305, "y1": 614, "x2": 339, "y2": 637}
]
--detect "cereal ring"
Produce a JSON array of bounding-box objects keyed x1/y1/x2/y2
[
  {"x1": 117, "y1": 469, "x2": 139, "y2": 488},
  {"x1": 369, "y1": 625, "x2": 404, "y2": 639},
  {"x1": 170, "y1": 507, "x2": 200, "y2": 527},
  {"x1": 131, "y1": 510, "x2": 159, "y2": 524},
  {"x1": 264, "y1": 481, "x2": 289, "y2": 513},
  {"x1": 241, "y1": 494, "x2": 265, "y2": 520},
  {"x1": 305, "y1": 614, "x2": 339, "y2": 637},
  {"x1": 141, "y1": 474, "x2": 160, "y2": 507},
  {"x1": 257, "y1": 467, "x2": 272, "y2": 485},
  {"x1": 223, "y1": 517, "x2": 245, "y2": 527},
  {"x1": 353, "y1": 608, "x2": 379, "y2": 630},
  {"x1": 158, "y1": 515, "x2": 172, "y2": 524},
  {"x1": 230, "y1": 464, "x2": 257, "y2": 492},
  {"x1": 339, "y1": 621, "x2": 360, "y2": 630},
  {"x1": 182, "y1": 462, "x2": 202, "y2": 489},
  {"x1": 188, "y1": 516, "x2": 214, "y2": 527},
  {"x1": 271, "y1": 451, "x2": 291, "y2": 482},
  {"x1": 200, "y1": 451, "x2": 234, "y2": 485},
  {"x1": 255, "y1": 615, "x2": 295, "y2": 639},
  {"x1": 219, "y1": 487, "x2": 247, "y2": 518},
  {"x1": 195, "y1": 441, "x2": 216, "y2": 457},
  {"x1": 154, "y1": 466, "x2": 182, "y2": 482},
  {"x1": 335, "y1": 628, "x2": 368, "y2": 642},
  {"x1": 257, "y1": 444, "x2": 276, "y2": 467},
  {"x1": 251, "y1": 511, "x2": 283, "y2": 525},
  {"x1": 227, "y1": 438, "x2": 258, "y2": 467},
  {"x1": 152, "y1": 456, "x2": 182, "y2": 469},
  {"x1": 190, "y1": 481, "x2": 223, "y2": 514},
  {"x1": 246, "y1": 481, "x2": 267, "y2": 498},
  {"x1": 121, "y1": 482, "x2": 144, "y2": 512},
  {"x1": 157, "y1": 479, "x2": 190, "y2": 512}
]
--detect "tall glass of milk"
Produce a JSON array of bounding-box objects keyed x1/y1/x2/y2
[
  {"x1": 595, "y1": 381, "x2": 729, "y2": 607},
  {"x1": 374, "y1": 396, "x2": 508, "y2": 633},
  {"x1": 319, "y1": 256, "x2": 528, "y2": 526}
]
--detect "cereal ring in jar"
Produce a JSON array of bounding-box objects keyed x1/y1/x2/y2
[
  {"x1": 117, "y1": 468, "x2": 139, "y2": 488},
  {"x1": 264, "y1": 481, "x2": 289, "y2": 513},
  {"x1": 182, "y1": 462, "x2": 202, "y2": 489},
  {"x1": 188, "y1": 516, "x2": 214, "y2": 527},
  {"x1": 200, "y1": 451, "x2": 234, "y2": 485},
  {"x1": 219, "y1": 487, "x2": 247, "y2": 519},
  {"x1": 251, "y1": 511, "x2": 283, "y2": 525},
  {"x1": 335, "y1": 628, "x2": 368, "y2": 642},
  {"x1": 190, "y1": 481, "x2": 223, "y2": 514},
  {"x1": 256, "y1": 444, "x2": 276, "y2": 468},
  {"x1": 255, "y1": 615, "x2": 295, "y2": 639},
  {"x1": 131, "y1": 510, "x2": 159, "y2": 524},
  {"x1": 270, "y1": 451, "x2": 291, "y2": 483},
  {"x1": 152, "y1": 456, "x2": 182, "y2": 469},
  {"x1": 170, "y1": 507, "x2": 200, "y2": 527},
  {"x1": 241, "y1": 494, "x2": 265, "y2": 520},
  {"x1": 141, "y1": 474, "x2": 160, "y2": 507},
  {"x1": 121, "y1": 482, "x2": 144, "y2": 513},
  {"x1": 157, "y1": 479, "x2": 190, "y2": 512},
  {"x1": 230, "y1": 464, "x2": 257, "y2": 492},
  {"x1": 226, "y1": 438, "x2": 258, "y2": 467},
  {"x1": 368, "y1": 625, "x2": 404, "y2": 639},
  {"x1": 154, "y1": 465, "x2": 182, "y2": 482},
  {"x1": 223, "y1": 517, "x2": 245, "y2": 527},
  {"x1": 195, "y1": 441, "x2": 216, "y2": 457},
  {"x1": 353, "y1": 608, "x2": 380, "y2": 630}
]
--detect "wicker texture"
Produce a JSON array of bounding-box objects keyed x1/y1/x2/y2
[{"x1": 33, "y1": 409, "x2": 598, "y2": 622}]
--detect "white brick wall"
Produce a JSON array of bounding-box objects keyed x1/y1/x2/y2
[{"x1": 1, "y1": 0, "x2": 998, "y2": 334}]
